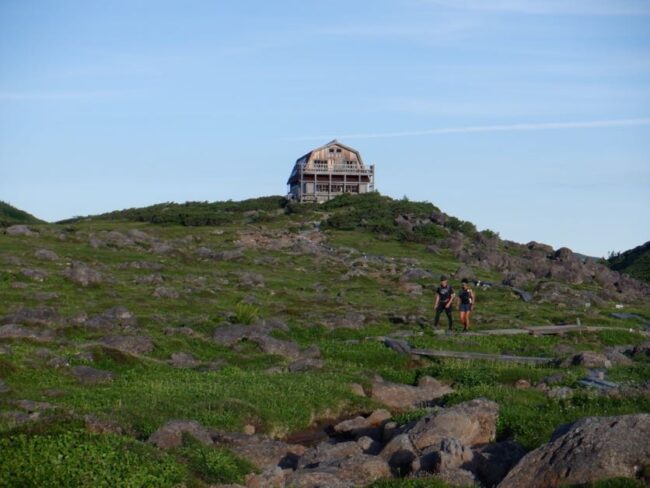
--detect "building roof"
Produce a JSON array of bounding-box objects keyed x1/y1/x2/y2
[{"x1": 294, "y1": 139, "x2": 365, "y2": 166}]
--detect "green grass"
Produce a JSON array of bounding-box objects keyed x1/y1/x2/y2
[
  {"x1": 0, "y1": 429, "x2": 186, "y2": 488},
  {"x1": 1, "y1": 196, "x2": 649, "y2": 486}
]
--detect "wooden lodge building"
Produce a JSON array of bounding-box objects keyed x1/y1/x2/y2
[{"x1": 287, "y1": 140, "x2": 375, "y2": 203}]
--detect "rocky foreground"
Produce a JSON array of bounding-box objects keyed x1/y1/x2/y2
[{"x1": 145, "y1": 398, "x2": 650, "y2": 488}]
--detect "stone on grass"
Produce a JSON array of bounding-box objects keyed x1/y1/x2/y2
[
  {"x1": 499, "y1": 414, "x2": 650, "y2": 488},
  {"x1": 564, "y1": 351, "x2": 612, "y2": 369},
  {"x1": 214, "y1": 432, "x2": 305, "y2": 471},
  {"x1": 148, "y1": 420, "x2": 213, "y2": 449},
  {"x1": 371, "y1": 376, "x2": 453, "y2": 410},
  {"x1": 100, "y1": 335, "x2": 154, "y2": 355},
  {"x1": 169, "y1": 352, "x2": 200, "y2": 368},
  {"x1": 6, "y1": 225, "x2": 36, "y2": 236},
  {"x1": 249, "y1": 335, "x2": 301, "y2": 361},
  {"x1": 34, "y1": 249, "x2": 59, "y2": 261},
  {"x1": 475, "y1": 440, "x2": 526, "y2": 487},
  {"x1": 0, "y1": 324, "x2": 55, "y2": 343},
  {"x1": 408, "y1": 398, "x2": 499, "y2": 450},
  {"x1": 164, "y1": 326, "x2": 195, "y2": 336},
  {"x1": 85, "y1": 306, "x2": 137, "y2": 329},
  {"x1": 62, "y1": 262, "x2": 103, "y2": 287},
  {"x1": 288, "y1": 358, "x2": 324, "y2": 372},
  {"x1": 71, "y1": 365, "x2": 114, "y2": 385},
  {"x1": 84, "y1": 415, "x2": 125, "y2": 435},
  {"x1": 153, "y1": 286, "x2": 180, "y2": 299}
]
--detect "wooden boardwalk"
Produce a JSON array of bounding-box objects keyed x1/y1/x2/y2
[{"x1": 410, "y1": 348, "x2": 555, "y2": 365}]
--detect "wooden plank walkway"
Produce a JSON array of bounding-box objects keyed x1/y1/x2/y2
[
  {"x1": 430, "y1": 325, "x2": 649, "y2": 337},
  {"x1": 410, "y1": 348, "x2": 555, "y2": 365}
]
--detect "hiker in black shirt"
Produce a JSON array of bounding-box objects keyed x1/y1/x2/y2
[
  {"x1": 458, "y1": 278, "x2": 476, "y2": 332},
  {"x1": 434, "y1": 275, "x2": 455, "y2": 331}
]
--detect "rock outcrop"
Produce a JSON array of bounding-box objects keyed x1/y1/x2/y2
[{"x1": 499, "y1": 414, "x2": 650, "y2": 488}]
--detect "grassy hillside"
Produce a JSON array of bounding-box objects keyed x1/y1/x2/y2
[
  {"x1": 1, "y1": 193, "x2": 648, "y2": 487},
  {"x1": 608, "y1": 241, "x2": 650, "y2": 283},
  {"x1": 0, "y1": 201, "x2": 44, "y2": 227}
]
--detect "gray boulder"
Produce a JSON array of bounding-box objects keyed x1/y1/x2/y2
[
  {"x1": 214, "y1": 432, "x2": 305, "y2": 471},
  {"x1": 34, "y1": 249, "x2": 59, "y2": 261},
  {"x1": 6, "y1": 225, "x2": 36, "y2": 236},
  {"x1": 71, "y1": 365, "x2": 114, "y2": 385},
  {"x1": 62, "y1": 262, "x2": 103, "y2": 287},
  {"x1": 148, "y1": 420, "x2": 213, "y2": 449},
  {"x1": 0, "y1": 324, "x2": 55, "y2": 343},
  {"x1": 408, "y1": 398, "x2": 499, "y2": 450},
  {"x1": 499, "y1": 414, "x2": 650, "y2": 488},
  {"x1": 100, "y1": 335, "x2": 154, "y2": 355},
  {"x1": 371, "y1": 376, "x2": 453, "y2": 410}
]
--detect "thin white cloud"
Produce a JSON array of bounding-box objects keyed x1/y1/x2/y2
[
  {"x1": 424, "y1": 0, "x2": 650, "y2": 15},
  {"x1": 288, "y1": 118, "x2": 650, "y2": 141}
]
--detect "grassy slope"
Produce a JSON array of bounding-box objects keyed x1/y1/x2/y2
[
  {"x1": 608, "y1": 241, "x2": 650, "y2": 283},
  {"x1": 0, "y1": 195, "x2": 648, "y2": 487},
  {"x1": 0, "y1": 201, "x2": 44, "y2": 227}
]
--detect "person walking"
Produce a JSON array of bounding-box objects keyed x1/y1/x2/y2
[
  {"x1": 458, "y1": 278, "x2": 476, "y2": 332},
  {"x1": 434, "y1": 275, "x2": 455, "y2": 331}
]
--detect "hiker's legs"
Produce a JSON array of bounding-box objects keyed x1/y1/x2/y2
[
  {"x1": 434, "y1": 307, "x2": 443, "y2": 327},
  {"x1": 444, "y1": 307, "x2": 453, "y2": 330},
  {"x1": 465, "y1": 311, "x2": 471, "y2": 329},
  {"x1": 459, "y1": 311, "x2": 467, "y2": 328}
]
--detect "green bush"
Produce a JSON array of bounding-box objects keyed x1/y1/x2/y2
[
  {"x1": 234, "y1": 303, "x2": 260, "y2": 325},
  {"x1": 0, "y1": 430, "x2": 185, "y2": 487},
  {"x1": 59, "y1": 196, "x2": 288, "y2": 226}
]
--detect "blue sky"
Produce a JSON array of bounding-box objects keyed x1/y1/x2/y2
[{"x1": 1, "y1": 0, "x2": 649, "y2": 256}]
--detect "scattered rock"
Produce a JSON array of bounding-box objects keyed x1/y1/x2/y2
[
  {"x1": 514, "y1": 379, "x2": 531, "y2": 389},
  {"x1": 62, "y1": 261, "x2": 103, "y2": 287},
  {"x1": 169, "y1": 352, "x2": 200, "y2": 368},
  {"x1": 371, "y1": 376, "x2": 453, "y2": 411},
  {"x1": 288, "y1": 357, "x2": 324, "y2": 372},
  {"x1": 1, "y1": 306, "x2": 60, "y2": 326},
  {"x1": 0, "y1": 324, "x2": 55, "y2": 343},
  {"x1": 153, "y1": 286, "x2": 180, "y2": 299},
  {"x1": 546, "y1": 386, "x2": 574, "y2": 400},
  {"x1": 84, "y1": 414, "x2": 125, "y2": 435},
  {"x1": 0, "y1": 380, "x2": 10, "y2": 394},
  {"x1": 14, "y1": 399, "x2": 57, "y2": 412},
  {"x1": 249, "y1": 335, "x2": 301, "y2": 361},
  {"x1": 32, "y1": 291, "x2": 59, "y2": 301},
  {"x1": 380, "y1": 433, "x2": 419, "y2": 476},
  {"x1": 632, "y1": 341, "x2": 650, "y2": 358},
  {"x1": 164, "y1": 326, "x2": 195, "y2": 336},
  {"x1": 148, "y1": 420, "x2": 213, "y2": 449},
  {"x1": 408, "y1": 398, "x2": 499, "y2": 450},
  {"x1": 6, "y1": 225, "x2": 36, "y2": 236},
  {"x1": 34, "y1": 249, "x2": 59, "y2": 261},
  {"x1": 214, "y1": 432, "x2": 305, "y2": 471},
  {"x1": 134, "y1": 273, "x2": 164, "y2": 285},
  {"x1": 238, "y1": 272, "x2": 265, "y2": 288},
  {"x1": 349, "y1": 383, "x2": 366, "y2": 397},
  {"x1": 100, "y1": 335, "x2": 154, "y2": 355},
  {"x1": 511, "y1": 287, "x2": 533, "y2": 303},
  {"x1": 85, "y1": 306, "x2": 137, "y2": 329},
  {"x1": 563, "y1": 351, "x2": 612, "y2": 369},
  {"x1": 475, "y1": 440, "x2": 527, "y2": 487},
  {"x1": 70, "y1": 365, "x2": 114, "y2": 385},
  {"x1": 453, "y1": 265, "x2": 476, "y2": 281},
  {"x1": 500, "y1": 414, "x2": 650, "y2": 488},
  {"x1": 20, "y1": 268, "x2": 48, "y2": 281}
]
